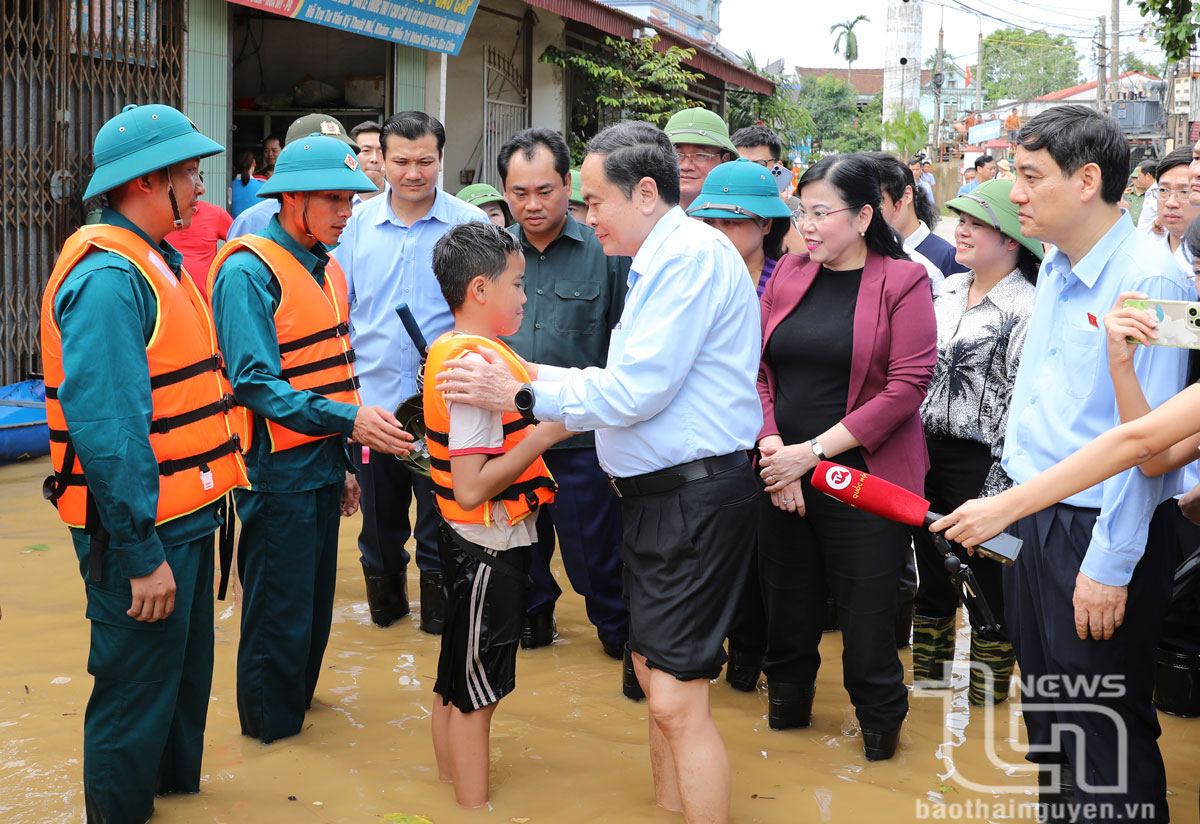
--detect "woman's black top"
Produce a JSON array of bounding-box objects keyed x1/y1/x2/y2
[{"x1": 765, "y1": 265, "x2": 866, "y2": 469}]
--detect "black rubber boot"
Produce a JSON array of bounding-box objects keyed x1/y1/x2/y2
[
  {"x1": 725, "y1": 643, "x2": 764, "y2": 692},
  {"x1": 895, "y1": 600, "x2": 915, "y2": 648},
  {"x1": 1153, "y1": 648, "x2": 1200, "y2": 717},
  {"x1": 418, "y1": 571, "x2": 445, "y2": 635},
  {"x1": 861, "y1": 726, "x2": 901, "y2": 761},
  {"x1": 362, "y1": 560, "x2": 409, "y2": 628},
  {"x1": 622, "y1": 644, "x2": 645, "y2": 701},
  {"x1": 767, "y1": 681, "x2": 816, "y2": 730},
  {"x1": 521, "y1": 612, "x2": 555, "y2": 649},
  {"x1": 1037, "y1": 760, "x2": 1076, "y2": 823}
]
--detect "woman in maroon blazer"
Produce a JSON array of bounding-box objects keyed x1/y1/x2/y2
[{"x1": 756, "y1": 153, "x2": 936, "y2": 761}]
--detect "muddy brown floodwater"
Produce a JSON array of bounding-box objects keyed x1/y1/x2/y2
[{"x1": 2, "y1": 456, "x2": 1198, "y2": 823}]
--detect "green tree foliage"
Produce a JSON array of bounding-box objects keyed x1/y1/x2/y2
[
  {"x1": 830, "y1": 15, "x2": 870, "y2": 83},
  {"x1": 868, "y1": 110, "x2": 931, "y2": 160},
  {"x1": 540, "y1": 36, "x2": 703, "y2": 164},
  {"x1": 794, "y1": 74, "x2": 881, "y2": 156},
  {"x1": 1121, "y1": 52, "x2": 1161, "y2": 76},
  {"x1": 1129, "y1": 0, "x2": 1199, "y2": 62},
  {"x1": 975, "y1": 28, "x2": 1080, "y2": 104},
  {"x1": 727, "y1": 52, "x2": 812, "y2": 149}
]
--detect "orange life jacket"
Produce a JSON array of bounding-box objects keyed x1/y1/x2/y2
[
  {"x1": 208, "y1": 235, "x2": 361, "y2": 453},
  {"x1": 423, "y1": 332, "x2": 555, "y2": 526},
  {"x1": 41, "y1": 224, "x2": 249, "y2": 529}
]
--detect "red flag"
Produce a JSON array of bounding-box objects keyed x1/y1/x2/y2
[{"x1": 964, "y1": 64, "x2": 973, "y2": 87}]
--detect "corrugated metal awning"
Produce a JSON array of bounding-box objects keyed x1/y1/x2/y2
[{"x1": 524, "y1": 0, "x2": 773, "y2": 95}]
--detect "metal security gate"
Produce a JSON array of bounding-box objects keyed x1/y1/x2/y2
[
  {"x1": 478, "y1": 45, "x2": 529, "y2": 190},
  {"x1": 1, "y1": 0, "x2": 184, "y2": 384}
]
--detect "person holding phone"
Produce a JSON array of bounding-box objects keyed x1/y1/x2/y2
[{"x1": 911, "y1": 179, "x2": 1042, "y2": 707}]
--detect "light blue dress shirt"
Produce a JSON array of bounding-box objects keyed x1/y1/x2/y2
[
  {"x1": 331, "y1": 187, "x2": 488, "y2": 410},
  {"x1": 1001, "y1": 215, "x2": 1190, "y2": 586},
  {"x1": 531, "y1": 206, "x2": 763, "y2": 478},
  {"x1": 227, "y1": 198, "x2": 281, "y2": 240}
]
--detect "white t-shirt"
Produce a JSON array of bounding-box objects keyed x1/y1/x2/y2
[{"x1": 445, "y1": 352, "x2": 539, "y2": 551}]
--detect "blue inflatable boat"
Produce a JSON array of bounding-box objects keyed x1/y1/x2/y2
[{"x1": 0, "y1": 380, "x2": 50, "y2": 461}]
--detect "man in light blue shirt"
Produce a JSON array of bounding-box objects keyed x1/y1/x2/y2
[
  {"x1": 331, "y1": 111, "x2": 488, "y2": 633},
  {"x1": 437, "y1": 121, "x2": 760, "y2": 822},
  {"x1": 1001, "y1": 105, "x2": 1187, "y2": 818}
]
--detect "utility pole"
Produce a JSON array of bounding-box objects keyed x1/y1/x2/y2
[
  {"x1": 1110, "y1": 0, "x2": 1120, "y2": 99},
  {"x1": 1097, "y1": 16, "x2": 1107, "y2": 113},
  {"x1": 935, "y1": 21, "x2": 944, "y2": 158},
  {"x1": 975, "y1": 19, "x2": 983, "y2": 114}
]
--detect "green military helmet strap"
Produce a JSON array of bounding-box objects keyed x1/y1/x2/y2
[
  {"x1": 85, "y1": 104, "x2": 224, "y2": 201},
  {"x1": 256, "y1": 134, "x2": 377, "y2": 197}
]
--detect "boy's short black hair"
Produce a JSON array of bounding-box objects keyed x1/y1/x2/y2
[
  {"x1": 1015, "y1": 104, "x2": 1130, "y2": 204},
  {"x1": 433, "y1": 222, "x2": 522, "y2": 311}
]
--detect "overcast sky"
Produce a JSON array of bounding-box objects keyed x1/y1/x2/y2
[{"x1": 717, "y1": 0, "x2": 1165, "y2": 82}]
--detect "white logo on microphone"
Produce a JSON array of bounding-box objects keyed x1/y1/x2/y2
[{"x1": 826, "y1": 466, "x2": 852, "y2": 490}]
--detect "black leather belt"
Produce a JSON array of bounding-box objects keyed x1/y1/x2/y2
[{"x1": 608, "y1": 452, "x2": 747, "y2": 499}]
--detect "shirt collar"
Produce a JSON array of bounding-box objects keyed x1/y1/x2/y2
[
  {"x1": 631, "y1": 206, "x2": 688, "y2": 277},
  {"x1": 1044, "y1": 214, "x2": 1131, "y2": 289},
  {"x1": 513, "y1": 213, "x2": 585, "y2": 250},
  {"x1": 102, "y1": 207, "x2": 184, "y2": 275},
  {"x1": 939, "y1": 268, "x2": 1030, "y2": 311},
  {"x1": 372, "y1": 186, "x2": 450, "y2": 228},
  {"x1": 263, "y1": 215, "x2": 328, "y2": 274},
  {"x1": 906, "y1": 221, "x2": 931, "y2": 247}
]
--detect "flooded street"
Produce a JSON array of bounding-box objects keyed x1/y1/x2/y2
[{"x1": 2, "y1": 456, "x2": 1197, "y2": 823}]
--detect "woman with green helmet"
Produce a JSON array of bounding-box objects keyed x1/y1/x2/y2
[{"x1": 911, "y1": 178, "x2": 1042, "y2": 706}]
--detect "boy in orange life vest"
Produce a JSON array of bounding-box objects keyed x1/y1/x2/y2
[
  {"x1": 208, "y1": 134, "x2": 414, "y2": 744},
  {"x1": 425, "y1": 221, "x2": 568, "y2": 807}
]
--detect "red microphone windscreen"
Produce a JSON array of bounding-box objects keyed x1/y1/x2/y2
[{"x1": 811, "y1": 461, "x2": 931, "y2": 527}]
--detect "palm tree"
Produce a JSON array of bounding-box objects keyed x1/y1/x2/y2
[{"x1": 830, "y1": 14, "x2": 870, "y2": 84}]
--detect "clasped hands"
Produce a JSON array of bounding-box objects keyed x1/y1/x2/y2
[{"x1": 758, "y1": 436, "x2": 816, "y2": 515}]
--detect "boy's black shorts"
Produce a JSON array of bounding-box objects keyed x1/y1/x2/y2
[{"x1": 433, "y1": 524, "x2": 530, "y2": 713}]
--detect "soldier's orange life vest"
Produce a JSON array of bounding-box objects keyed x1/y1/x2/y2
[
  {"x1": 423, "y1": 332, "x2": 555, "y2": 526},
  {"x1": 208, "y1": 235, "x2": 361, "y2": 453},
  {"x1": 41, "y1": 224, "x2": 249, "y2": 529}
]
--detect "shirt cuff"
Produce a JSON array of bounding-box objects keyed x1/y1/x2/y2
[
  {"x1": 1079, "y1": 549, "x2": 1136, "y2": 587},
  {"x1": 535, "y1": 364, "x2": 570, "y2": 383},
  {"x1": 530, "y1": 379, "x2": 566, "y2": 423},
  {"x1": 112, "y1": 532, "x2": 168, "y2": 580}
]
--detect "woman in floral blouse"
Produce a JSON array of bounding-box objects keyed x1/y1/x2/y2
[{"x1": 912, "y1": 179, "x2": 1043, "y2": 706}]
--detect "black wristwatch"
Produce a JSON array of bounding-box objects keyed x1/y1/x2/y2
[{"x1": 515, "y1": 382, "x2": 537, "y2": 422}]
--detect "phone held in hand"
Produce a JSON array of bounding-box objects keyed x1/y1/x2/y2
[{"x1": 1123, "y1": 298, "x2": 1200, "y2": 349}]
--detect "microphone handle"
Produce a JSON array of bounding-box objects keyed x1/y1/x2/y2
[{"x1": 395, "y1": 302, "x2": 429, "y2": 360}]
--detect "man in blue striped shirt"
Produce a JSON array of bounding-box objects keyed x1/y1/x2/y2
[{"x1": 438, "y1": 121, "x2": 761, "y2": 823}]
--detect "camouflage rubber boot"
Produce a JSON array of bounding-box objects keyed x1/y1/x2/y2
[
  {"x1": 911, "y1": 614, "x2": 956, "y2": 688},
  {"x1": 968, "y1": 631, "x2": 1016, "y2": 706}
]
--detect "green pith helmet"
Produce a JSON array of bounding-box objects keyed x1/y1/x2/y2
[
  {"x1": 455, "y1": 183, "x2": 505, "y2": 208},
  {"x1": 84, "y1": 104, "x2": 224, "y2": 200},
  {"x1": 946, "y1": 178, "x2": 1044, "y2": 260},
  {"x1": 664, "y1": 107, "x2": 738, "y2": 156},
  {"x1": 285, "y1": 112, "x2": 357, "y2": 148},
  {"x1": 569, "y1": 168, "x2": 584, "y2": 205},
  {"x1": 257, "y1": 135, "x2": 377, "y2": 197},
  {"x1": 687, "y1": 159, "x2": 793, "y2": 220}
]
